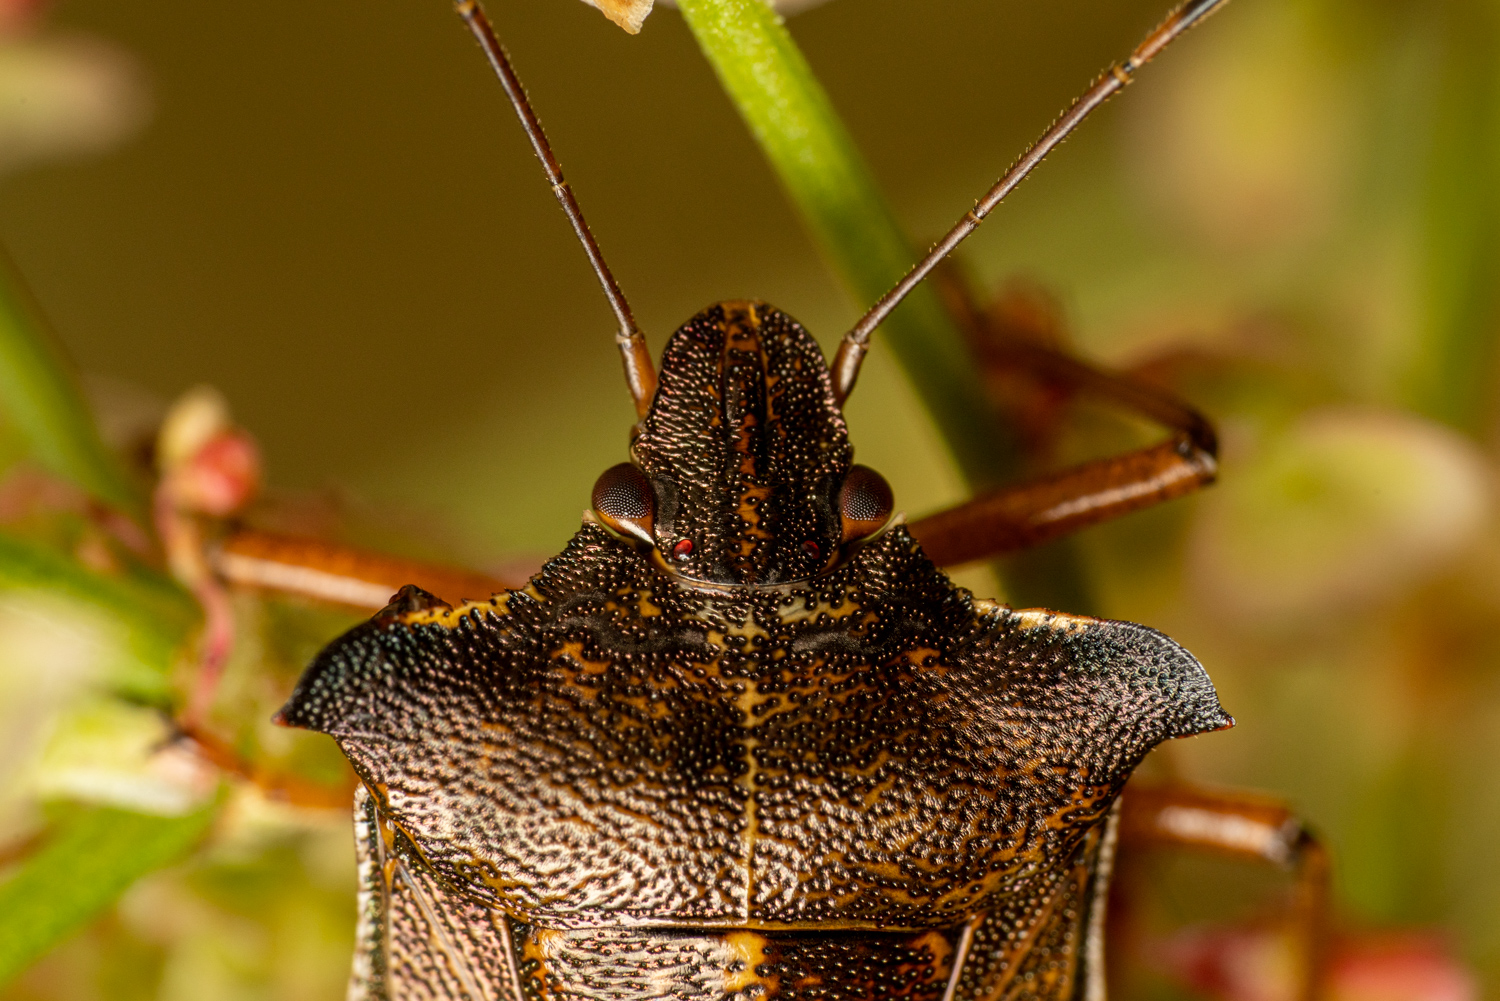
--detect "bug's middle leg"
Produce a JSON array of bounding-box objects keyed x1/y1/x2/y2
[{"x1": 906, "y1": 269, "x2": 1218, "y2": 569}]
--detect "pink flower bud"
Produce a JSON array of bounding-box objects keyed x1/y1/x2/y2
[{"x1": 170, "y1": 430, "x2": 261, "y2": 518}]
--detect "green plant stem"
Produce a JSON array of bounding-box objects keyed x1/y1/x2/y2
[
  {"x1": 0, "y1": 804, "x2": 218, "y2": 986},
  {"x1": 0, "y1": 251, "x2": 143, "y2": 516},
  {"x1": 675, "y1": 0, "x2": 1015, "y2": 486},
  {"x1": 676, "y1": 0, "x2": 1094, "y2": 610},
  {"x1": 1405, "y1": 3, "x2": 1500, "y2": 433}
]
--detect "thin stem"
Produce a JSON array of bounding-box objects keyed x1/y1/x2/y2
[
  {"x1": 675, "y1": 0, "x2": 1014, "y2": 485},
  {"x1": 835, "y1": 0, "x2": 1235, "y2": 400},
  {"x1": 456, "y1": 0, "x2": 657, "y2": 418}
]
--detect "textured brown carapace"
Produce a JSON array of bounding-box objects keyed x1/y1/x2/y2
[{"x1": 279, "y1": 302, "x2": 1230, "y2": 999}]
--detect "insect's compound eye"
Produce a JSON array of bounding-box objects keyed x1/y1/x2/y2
[
  {"x1": 671, "y1": 539, "x2": 694, "y2": 561},
  {"x1": 592, "y1": 463, "x2": 655, "y2": 544},
  {"x1": 838, "y1": 465, "x2": 895, "y2": 543}
]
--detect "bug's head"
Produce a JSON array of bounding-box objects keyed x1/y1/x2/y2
[{"x1": 590, "y1": 301, "x2": 894, "y2": 586}]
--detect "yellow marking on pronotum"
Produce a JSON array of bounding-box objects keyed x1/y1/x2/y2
[
  {"x1": 723, "y1": 614, "x2": 770, "y2": 641},
  {"x1": 777, "y1": 598, "x2": 865, "y2": 625},
  {"x1": 723, "y1": 931, "x2": 778, "y2": 995},
  {"x1": 733, "y1": 677, "x2": 773, "y2": 921},
  {"x1": 1008, "y1": 608, "x2": 1097, "y2": 635},
  {"x1": 913, "y1": 929, "x2": 956, "y2": 983},
  {"x1": 636, "y1": 588, "x2": 663, "y2": 617},
  {"x1": 549, "y1": 639, "x2": 611, "y2": 675},
  {"x1": 401, "y1": 590, "x2": 522, "y2": 628},
  {"x1": 900, "y1": 646, "x2": 947, "y2": 672},
  {"x1": 522, "y1": 927, "x2": 564, "y2": 965}
]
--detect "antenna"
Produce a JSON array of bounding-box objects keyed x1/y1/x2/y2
[
  {"x1": 455, "y1": 0, "x2": 657, "y2": 418},
  {"x1": 830, "y1": 0, "x2": 1233, "y2": 404}
]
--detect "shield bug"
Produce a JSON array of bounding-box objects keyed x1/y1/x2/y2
[{"x1": 277, "y1": 0, "x2": 1237, "y2": 996}]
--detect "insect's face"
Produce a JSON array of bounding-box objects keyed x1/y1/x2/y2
[{"x1": 591, "y1": 300, "x2": 893, "y2": 586}]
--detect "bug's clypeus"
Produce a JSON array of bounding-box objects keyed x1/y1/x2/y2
[{"x1": 276, "y1": 1, "x2": 1238, "y2": 997}]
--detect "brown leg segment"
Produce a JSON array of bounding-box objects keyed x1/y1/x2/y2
[
  {"x1": 186, "y1": 531, "x2": 521, "y2": 802},
  {"x1": 175, "y1": 723, "x2": 357, "y2": 810},
  {"x1": 908, "y1": 437, "x2": 1215, "y2": 568},
  {"x1": 906, "y1": 270, "x2": 1218, "y2": 569},
  {"x1": 1111, "y1": 784, "x2": 1329, "y2": 1001},
  {"x1": 214, "y1": 528, "x2": 521, "y2": 609}
]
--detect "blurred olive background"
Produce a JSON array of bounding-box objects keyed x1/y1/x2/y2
[{"x1": 1, "y1": 0, "x2": 1498, "y2": 997}]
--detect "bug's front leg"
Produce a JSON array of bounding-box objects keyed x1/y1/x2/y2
[
  {"x1": 212, "y1": 528, "x2": 520, "y2": 610},
  {"x1": 907, "y1": 269, "x2": 1219, "y2": 569}
]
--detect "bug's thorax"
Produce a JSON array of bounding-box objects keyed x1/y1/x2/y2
[
  {"x1": 632, "y1": 301, "x2": 852, "y2": 587},
  {"x1": 281, "y1": 481, "x2": 1230, "y2": 994},
  {"x1": 276, "y1": 297, "x2": 1231, "y2": 962},
  {"x1": 284, "y1": 519, "x2": 1229, "y2": 932}
]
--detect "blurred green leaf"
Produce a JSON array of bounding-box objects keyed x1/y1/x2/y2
[
  {"x1": 0, "y1": 803, "x2": 218, "y2": 986},
  {"x1": 0, "y1": 533, "x2": 187, "y2": 632},
  {"x1": 0, "y1": 531, "x2": 194, "y2": 700},
  {"x1": 1406, "y1": 3, "x2": 1500, "y2": 433},
  {"x1": 0, "y1": 251, "x2": 143, "y2": 517}
]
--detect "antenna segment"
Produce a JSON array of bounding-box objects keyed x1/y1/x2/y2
[
  {"x1": 455, "y1": 0, "x2": 658, "y2": 418},
  {"x1": 831, "y1": 0, "x2": 1233, "y2": 404}
]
